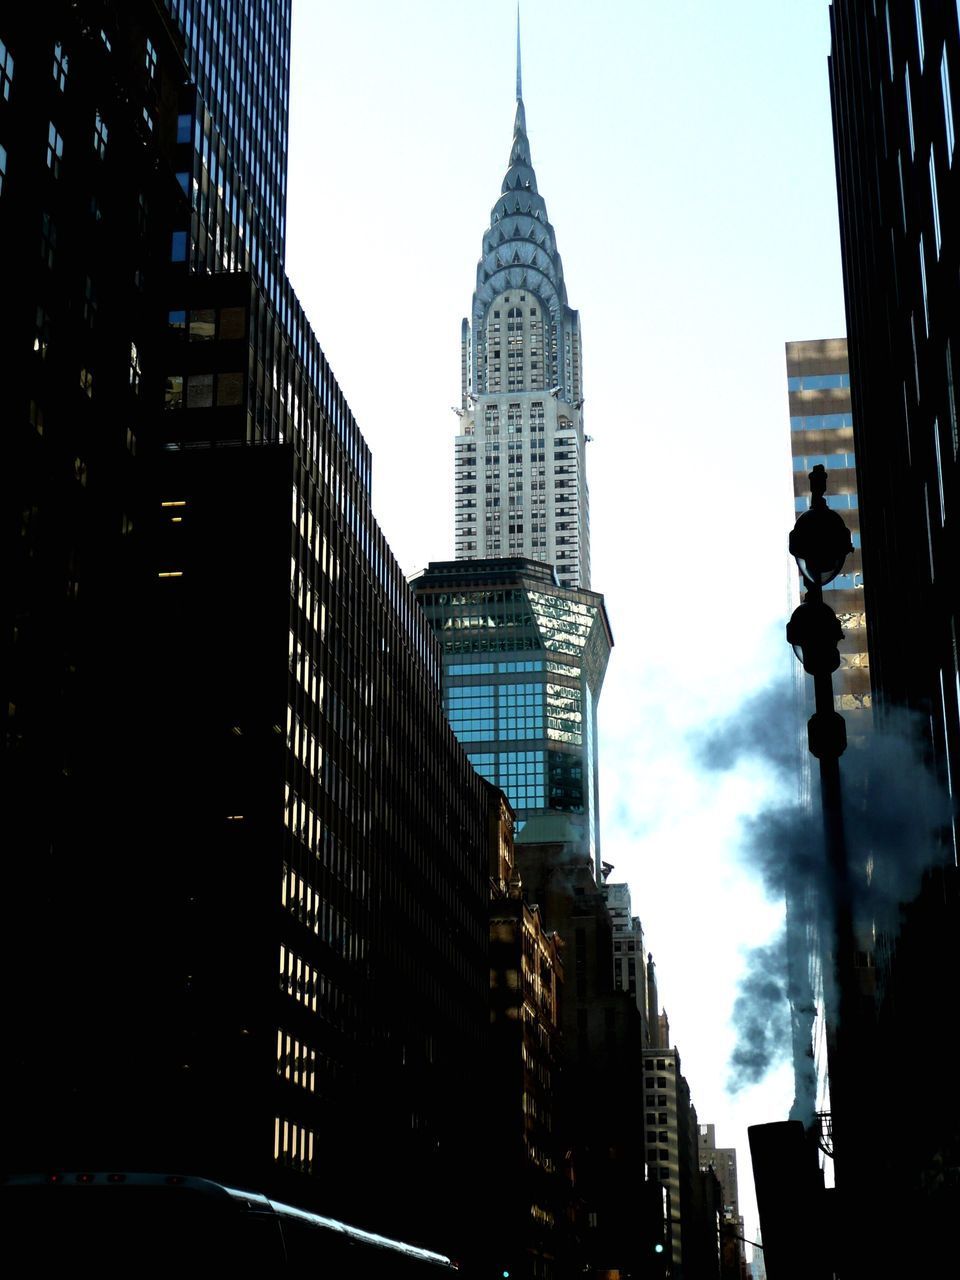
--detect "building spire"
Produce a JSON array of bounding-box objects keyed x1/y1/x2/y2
[{"x1": 516, "y1": 5, "x2": 522, "y2": 101}]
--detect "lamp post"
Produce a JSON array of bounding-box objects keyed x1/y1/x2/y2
[{"x1": 786, "y1": 465, "x2": 856, "y2": 1169}]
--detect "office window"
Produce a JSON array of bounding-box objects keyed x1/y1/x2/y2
[
  {"x1": 93, "y1": 111, "x2": 108, "y2": 158},
  {"x1": 930, "y1": 147, "x2": 942, "y2": 258},
  {"x1": 145, "y1": 37, "x2": 157, "y2": 79},
  {"x1": 913, "y1": 0, "x2": 924, "y2": 70},
  {"x1": 33, "y1": 307, "x2": 50, "y2": 358},
  {"x1": 0, "y1": 142, "x2": 6, "y2": 196},
  {"x1": 947, "y1": 341, "x2": 959, "y2": 461},
  {"x1": 933, "y1": 418, "x2": 945, "y2": 524},
  {"x1": 906, "y1": 66, "x2": 916, "y2": 159},
  {"x1": 187, "y1": 373, "x2": 214, "y2": 408},
  {"x1": 46, "y1": 122, "x2": 63, "y2": 177},
  {"x1": 164, "y1": 374, "x2": 183, "y2": 410},
  {"x1": 943, "y1": 48, "x2": 955, "y2": 167},
  {"x1": 0, "y1": 37, "x2": 12, "y2": 100},
  {"x1": 40, "y1": 212, "x2": 56, "y2": 269},
  {"x1": 919, "y1": 235, "x2": 929, "y2": 336},
  {"x1": 82, "y1": 276, "x2": 97, "y2": 327},
  {"x1": 219, "y1": 306, "x2": 246, "y2": 339},
  {"x1": 189, "y1": 308, "x2": 215, "y2": 340},
  {"x1": 885, "y1": 2, "x2": 895, "y2": 80},
  {"x1": 52, "y1": 42, "x2": 68, "y2": 91},
  {"x1": 170, "y1": 230, "x2": 188, "y2": 261},
  {"x1": 217, "y1": 372, "x2": 244, "y2": 407}
]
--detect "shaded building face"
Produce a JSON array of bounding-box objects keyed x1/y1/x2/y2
[
  {"x1": 830, "y1": 1, "x2": 958, "y2": 811},
  {"x1": 2, "y1": 1, "x2": 491, "y2": 1252},
  {"x1": 411, "y1": 559, "x2": 611, "y2": 878}
]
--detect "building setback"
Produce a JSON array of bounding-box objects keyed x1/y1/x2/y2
[{"x1": 1, "y1": 0, "x2": 490, "y2": 1253}]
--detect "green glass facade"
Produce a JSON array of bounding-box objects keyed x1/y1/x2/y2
[{"x1": 411, "y1": 559, "x2": 612, "y2": 879}]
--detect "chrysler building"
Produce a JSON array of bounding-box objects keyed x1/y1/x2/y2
[{"x1": 454, "y1": 35, "x2": 590, "y2": 590}]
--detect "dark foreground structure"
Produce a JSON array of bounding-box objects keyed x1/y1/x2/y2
[
  {"x1": 1, "y1": 1, "x2": 491, "y2": 1254},
  {"x1": 817, "y1": 3, "x2": 960, "y2": 1274}
]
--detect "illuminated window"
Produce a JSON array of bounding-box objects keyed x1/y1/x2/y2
[
  {"x1": 943, "y1": 47, "x2": 955, "y2": 166},
  {"x1": 93, "y1": 111, "x2": 108, "y2": 159},
  {"x1": 46, "y1": 122, "x2": 63, "y2": 177},
  {"x1": 52, "y1": 41, "x2": 68, "y2": 91},
  {"x1": 0, "y1": 37, "x2": 13, "y2": 100},
  {"x1": 164, "y1": 374, "x2": 183, "y2": 410}
]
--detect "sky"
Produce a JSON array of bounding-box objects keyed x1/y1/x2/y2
[{"x1": 285, "y1": 0, "x2": 848, "y2": 1246}]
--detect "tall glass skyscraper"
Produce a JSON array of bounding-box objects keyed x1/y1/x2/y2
[
  {"x1": 411, "y1": 558, "x2": 612, "y2": 880},
  {"x1": 164, "y1": 0, "x2": 290, "y2": 258}
]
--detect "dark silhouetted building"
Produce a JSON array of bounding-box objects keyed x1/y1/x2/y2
[
  {"x1": 487, "y1": 784, "x2": 567, "y2": 1280},
  {"x1": 830, "y1": 4, "x2": 957, "y2": 791},
  {"x1": 2, "y1": 0, "x2": 491, "y2": 1253},
  {"x1": 827, "y1": 3, "x2": 960, "y2": 1270}
]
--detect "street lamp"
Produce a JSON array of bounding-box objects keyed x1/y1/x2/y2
[
  {"x1": 787, "y1": 466, "x2": 852, "y2": 759},
  {"x1": 789, "y1": 464, "x2": 853, "y2": 587},
  {"x1": 786, "y1": 463, "x2": 856, "y2": 1186}
]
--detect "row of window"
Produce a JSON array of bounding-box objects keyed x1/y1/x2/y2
[
  {"x1": 787, "y1": 372, "x2": 850, "y2": 390},
  {"x1": 164, "y1": 371, "x2": 244, "y2": 410},
  {"x1": 793, "y1": 452, "x2": 856, "y2": 471},
  {"x1": 274, "y1": 1116, "x2": 316, "y2": 1174},
  {"x1": 794, "y1": 493, "x2": 859, "y2": 511},
  {"x1": 790, "y1": 413, "x2": 854, "y2": 431},
  {"x1": 468, "y1": 750, "x2": 547, "y2": 810}
]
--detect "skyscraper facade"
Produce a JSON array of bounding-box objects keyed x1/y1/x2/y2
[
  {"x1": 829, "y1": 0, "x2": 958, "y2": 818},
  {"x1": 2, "y1": 0, "x2": 492, "y2": 1249},
  {"x1": 454, "y1": 39, "x2": 590, "y2": 590},
  {"x1": 410, "y1": 558, "x2": 612, "y2": 878},
  {"x1": 826, "y1": 4, "x2": 960, "y2": 1268},
  {"x1": 163, "y1": 0, "x2": 290, "y2": 258}
]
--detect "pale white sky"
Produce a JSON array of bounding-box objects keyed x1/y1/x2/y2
[{"x1": 286, "y1": 0, "x2": 846, "y2": 1245}]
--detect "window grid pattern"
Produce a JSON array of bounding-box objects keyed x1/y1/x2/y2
[
  {"x1": 446, "y1": 681, "x2": 546, "y2": 743},
  {"x1": 468, "y1": 750, "x2": 546, "y2": 810}
]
